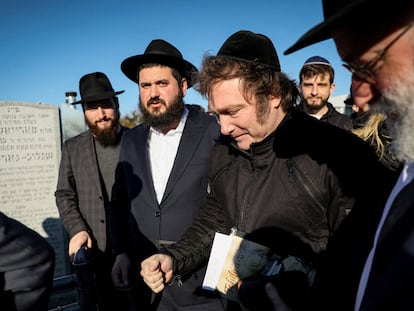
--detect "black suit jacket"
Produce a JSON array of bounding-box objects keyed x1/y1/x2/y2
[
  {"x1": 360, "y1": 174, "x2": 414, "y2": 310},
  {"x1": 111, "y1": 105, "x2": 222, "y2": 308},
  {"x1": 311, "y1": 163, "x2": 414, "y2": 311},
  {"x1": 112, "y1": 106, "x2": 220, "y2": 255}
]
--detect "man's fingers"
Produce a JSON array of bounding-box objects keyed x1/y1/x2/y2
[
  {"x1": 140, "y1": 254, "x2": 174, "y2": 293},
  {"x1": 141, "y1": 269, "x2": 165, "y2": 293}
]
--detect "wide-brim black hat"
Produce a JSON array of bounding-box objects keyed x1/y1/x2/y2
[
  {"x1": 218, "y1": 30, "x2": 281, "y2": 71},
  {"x1": 73, "y1": 72, "x2": 124, "y2": 105},
  {"x1": 121, "y1": 39, "x2": 198, "y2": 88},
  {"x1": 284, "y1": 0, "x2": 375, "y2": 55}
]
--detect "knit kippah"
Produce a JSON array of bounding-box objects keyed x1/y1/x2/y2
[{"x1": 303, "y1": 56, "x2": 331, "y2": 67}]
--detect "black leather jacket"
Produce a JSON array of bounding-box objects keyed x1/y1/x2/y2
[{"x1": 167, "y1": 109, "x2": 388, "y2": 279}]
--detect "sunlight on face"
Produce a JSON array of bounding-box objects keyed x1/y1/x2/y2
[
  {"x1": 209, "y1": 78, "x2": 278, "y2": 150},
  {"x1": 300, "y1": 74, "x2": 333, "y2": 113},
  {"x1": 373, "y1": 70, "x2": 414, "y2": 162},
  {"x1": 84, "y1": 101, "x2": 118, "y2": 131},
  {"x1": 139, "y1": 66, "x2": 186, "y2": 116},
  {"x1": 334, "y1": 26, "x2": 414, "y2": 162},
  {"x1": 84, "y1": 99, "x2": 120, "y2": 146}
]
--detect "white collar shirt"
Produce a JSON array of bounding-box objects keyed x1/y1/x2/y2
[{"x1": 148, "y1": 107, "x2": 188, "y2": 204}]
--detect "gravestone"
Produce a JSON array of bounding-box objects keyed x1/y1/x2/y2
[{"x1": 0, "y1": 101, "x2": 70, "y2": 277}]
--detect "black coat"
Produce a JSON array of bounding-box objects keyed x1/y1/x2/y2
[
  {"x1": 0, "y1": 212, "x2": 55, "y2": 311},
  {"x1": 167, "y1": 109, "x2": 387, "y2": 280},
  {"x1": 298, "y1": 101, "x2": 352, "y2": 131}
]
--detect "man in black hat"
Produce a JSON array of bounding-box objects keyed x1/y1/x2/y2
[
  {"x1": 297, "y1": 55, "x2": 352, "y2": 131},
  {"x1": 284, "y1": 0, "x2": 414, "y2": 310},
  {"x1": 140, "y1": 30, "x2": 389, "y2": 310},
  {"x1": 109, "y1": 40, "x2": 222, "y2": 310},
  {"x1": 55, "y1": 72, "x2": 130, "y2": 311}
]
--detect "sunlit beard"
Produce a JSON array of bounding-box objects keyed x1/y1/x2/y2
[
  {"x1": 139, "y1": 94, "x2": 184, "y2": 130},
  {"x1": 86, "y1": 115, "x2": 119, "y2": 147},
  {"x1": 371, "y1": 72, "x2": 414, "y2": 162},
  {"x1": 305, "y1": 98, "x2": 327, "y2": 114}
]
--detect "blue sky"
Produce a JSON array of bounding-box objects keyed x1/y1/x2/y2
[{"x1": 1, "y1": 0, "x2": 350, "y2": 116}]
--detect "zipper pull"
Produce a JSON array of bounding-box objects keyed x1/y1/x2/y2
[
  {"x1": 230, "y1": 227, "x2": 238, "y2": 236},
  {"x1": 286, "y1": 159, "x2": 294, "y2": 177}
]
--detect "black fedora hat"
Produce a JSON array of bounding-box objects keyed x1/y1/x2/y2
[
  {"x1": 284, "y1": 0, "x2": 411, "y2": 55},
  {"x1": 218, "y1": 30, "x2": 281, "y2": 71},
  {"x1": 284, "y1": 0, "x2": 371, "y2": 55},
  {"x1": 73, "y1": 72, "x2": 124, "y2": 105},
  {"x1": 121, "y1": 39, "x2": 198, "y2": 87}
]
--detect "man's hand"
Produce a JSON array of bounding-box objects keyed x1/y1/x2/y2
[
  {"x1": 112, "y1": 253, "x2": 133, "y2": 289},
  {"x1": 140, "y1": 254, "x2": 174, "y2": 293},
  {"x1": 68, "y1": 230, "x2": 92, "y2": 257}
]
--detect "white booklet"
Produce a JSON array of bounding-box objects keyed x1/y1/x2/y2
[{"x1": 202, "y1": 232, "x2": 281, "y2": 302}]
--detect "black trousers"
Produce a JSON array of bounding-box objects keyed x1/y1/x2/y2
[{"x1": 74, "y1": 249, "x2": 132, "y2": 311}]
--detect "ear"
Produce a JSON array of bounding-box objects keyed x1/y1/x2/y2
[
  {"x1": 330, "y1": 82, "x2": 336, "y2": 95},
  {"x1": 181, "y1": 78, "x2": 188, "y2": 96},
  {"x1": 269, "y1": 96, "x2": 282, "y2": 109}
]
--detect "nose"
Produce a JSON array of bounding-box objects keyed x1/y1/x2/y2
[
  {"x1": 218, "y1": 115, "x2": 234, "y2": 135},
  {"x1": 351, "y1": 77, "x2": 380, "y2": 104},
  {"x1": 149, "y1": 84, "x2": 160, "y2": 98},
  {"x1": 97, "y1": 106, "x2": 106, "y2": 118},
  {"x1": 310, "y1": 85, "x2": 318, "y2": 96}
]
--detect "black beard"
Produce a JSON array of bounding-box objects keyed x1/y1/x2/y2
[
  {"x1": 140, "y1": 94, "x2": 185, "y2": 130},
  {"x1": 86, "y1": 114, "x2": 120, "y2": 147}
]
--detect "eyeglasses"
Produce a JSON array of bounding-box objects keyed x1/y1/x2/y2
[{"x1": 342, "y1": 23, "x2": 413, "y2": 84}]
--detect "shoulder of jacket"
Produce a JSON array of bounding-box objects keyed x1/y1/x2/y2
[{"x1": 64, "y1": 130, "x2": 91, "y2": 145}]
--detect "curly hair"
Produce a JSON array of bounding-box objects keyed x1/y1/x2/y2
[{"x1": 195, "y1": 55, "x2": 299, "y2": 121}]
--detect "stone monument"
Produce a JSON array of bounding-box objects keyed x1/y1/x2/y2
[{"x1": 0, "y1": 101, "x2": 69, "y2": 277}]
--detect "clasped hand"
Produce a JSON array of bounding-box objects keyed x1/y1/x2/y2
[{"x1": 140, "y1": 253, "x2": 174, "y2": 293}]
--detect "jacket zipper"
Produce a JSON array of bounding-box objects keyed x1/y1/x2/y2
[
  {"x1": 237, "y1": 156, "x2": 258, "y2": 230},
  {"x1": 285, "y1": 158, "x2": 325, "y2": 214}
]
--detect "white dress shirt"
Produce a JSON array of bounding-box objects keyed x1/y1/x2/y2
[{"x1": 148, "y1": 108, "x2": 188, "y2": 204}]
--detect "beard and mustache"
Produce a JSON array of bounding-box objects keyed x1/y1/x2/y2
[
  {"x1": 372, "y1": 72, "x2": 414, "y2": 163},
  {"x1": 85, "y1": 112, "x2": 120, "y2": 147},
  {"x1": 139, "y1": 93, "x2": 185, "y2": 131}
]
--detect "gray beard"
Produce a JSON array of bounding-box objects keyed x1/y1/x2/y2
[{"x1": 372, "y1": 74, "x2": 414, "y2": 163}]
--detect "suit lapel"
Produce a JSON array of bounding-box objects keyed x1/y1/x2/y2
[
  {"x1": 133, "y1": 126, "x2": 159, "y2": 205},
  {"x1": 378, "y1": 178, "x2": 414, "y2": 244},
  {"x1": 83, "y1": 131, "x2": 103, "y2": 196},
  {"x1": 162, "y1": 110, "x2": 204, "y2": 202},
  {"x1": 362, "y1": 176, "x2": 414, "y2": 310}
]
